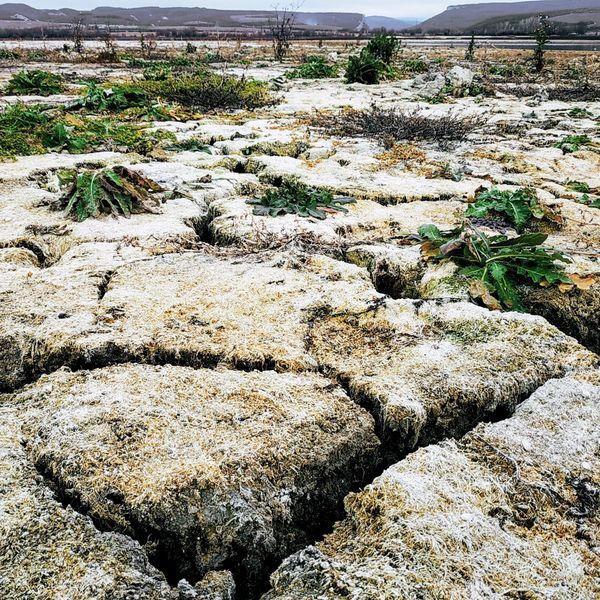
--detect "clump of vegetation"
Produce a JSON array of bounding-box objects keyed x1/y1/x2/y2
[
  {"x1": 134, "y1": 71, "x2": 273, "y2": 111},
  {"x1": 567, "y1": 180, "x2": 591, "y2": 194},
  {"x1": 313, "y1": 105, "x2": 481, "y2": 147},
  {"x1": 568, "y1": 107, "x2": 594, "y2": 119},
  {"x1": 365, "y1": 34, "x2": 400, "y2": 65},
  {"x1": 247, "y1": 178, "x2": 355, "y2": 219},
  {"x1": 568, "y1": 182, "x2": 600, "y2": 208},
  {"x1": 553, "y1": 134, "x2": 590, "y2": 154},
  {"x1": 465, "y1": 34, "x2": 476, "y2": 61},
  {"x1": 287, "y1": 56, "x2": 338, "y2": 79},
  {"x1": 142, "y1": 63, "x2": 173, "y2": 81},
  {"x1": 488, "y1": 63, "x2": 526, "y2": 79},
  {"x1": 400, "y1": 58, "x2": 429, "y2": 74},
  {"x1": 58, "y1": 166, "x2": 164, "y2": 221},
  {"x1": 532, "y1": 15, "x2": 550, "y2": 73},
  {"x1": 6, "y1": 69, "x2": 64, "y2": 96},
  {"x1": 345, "y1": 49, "x2": 385, "y2": 85},
  {"x1": 0, "y1": 48, "x2": 19, "y2": 60},
  {"x1": 0, "y1": 103, "x2": 174, "y2": 159},
  {"x1": 466, "y1": 187, "x2": 553, "y2": 232},
  {"x1": 74, "y1": 82, "x2": 148, "y2": 112},
  {"x1": 418, "y1": 223, "x2": 572, "y2": 311}
]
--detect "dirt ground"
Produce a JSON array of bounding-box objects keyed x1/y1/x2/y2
[{"x1": 0, "y1": 39, "x2": 598, "y2": 599}]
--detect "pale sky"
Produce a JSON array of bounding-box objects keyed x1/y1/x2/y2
[{"x1": 22, "y1": 0, "x2": 522, "y2": 20}]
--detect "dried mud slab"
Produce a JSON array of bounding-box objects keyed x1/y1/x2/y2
[
  {"x1": 0, "y1": 162, "x2": 209, "y2": 265},
  {"x1": 348, "y1": 241, "x2": 600, "y2": 354},
  {"x1": 208, "y1": 197, "x2": 463, "y2": 250},
  {"x1": 0, "y1": 404, "x2": 237, "y2": 600},
  {"x1": 11, "y1": 364, "x2": 379, "y2": 594},
  {"x1": 308, "y1": 299, "x2": 597, "y2": 454},
  {"x1": 0, "y1": 249, "x2": 381, "y2": 390},
  {"x1": 264, "y1": 371, "x2": 600, "y2": 600},
  {"x1": 0, "y1": 242, "x2": 158, "y2": 390},
  {"x1": 248, "y1": 154, "x2": 485, "y2": 204}
]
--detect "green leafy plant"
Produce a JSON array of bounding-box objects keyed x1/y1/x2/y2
[
  {"x1": 287, "y1": 56, "x2": 338, "y2": 80},
  {"x1": 142, "y1": 63, "x2": 173, "y2": 81},
  {"x1": 247, "y1": 178, "x2": 355, "y2": 219},
  {"x1": 400, "y1": 58, "x2": 429, "y2": 74},
  {"x1": 0, "y1": 48, "x2": 19, "y2": 60},
  {"x1": 566, "y1": 180, "x2": 590, "y2": 193},
  {"x1": 6, "y1": 69, "x2": 64, "y2": 95},
  {"x1": 365, "y1": 34, "x2": 400, "y2": 65},
  {"x1": 74, "y1": 82, "x2": 148, "y2": 112},
  {"x1": 345, "y1": 49, "x2": 385, "y2": 85},
  {"x1": 568, "y1": 107, "x2": 594, "y2": 119},
  {"x1": 59, "y1": 166, "x2": 165, "y2": 221},
  {"x1": 418, "y1": 223, "x2": 572, "y2": 311},
  {"x1": 0, "y1": 103, "x2": 174, "y2": 160},
  {"x1": 553, "y1": 134, "x2": 590, "y2": 154},
  {"x1": 577, "y1": 194, "x2": 600, "y2": 208},
  {"x1": 466, "y1": 187, "x2": 547, "y2": 232}
]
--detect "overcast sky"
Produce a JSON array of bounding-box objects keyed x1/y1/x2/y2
[{"x1": 22, "y1": 0, "x2": 516, "y2": 20}]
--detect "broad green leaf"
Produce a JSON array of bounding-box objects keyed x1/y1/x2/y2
[{"x1": 489, "y1": 262, "x2": 523, "y2": 311}]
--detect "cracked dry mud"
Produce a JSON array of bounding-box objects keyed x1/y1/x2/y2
[{"x1": 0, "y1": 41, "x2": 599, "y2": 600}]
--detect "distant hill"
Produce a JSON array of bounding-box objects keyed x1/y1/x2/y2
[
  {"x1": 365, "y1": 16, "x2": 413, "y2": 30},
  {"x1": 419, "y1": 0, "x2": 600, "y2": 33},
  {"x1": 0, "y1": 4, "x2": 367, "y2": 32}
]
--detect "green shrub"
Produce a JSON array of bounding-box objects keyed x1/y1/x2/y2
[
  {"x1": 365, "y1": 34, "x2": 399, "y2": 65},
  {"x1": 6, "y1": 69, "x2": 64, "y2": 96},
  {"x1": 287, "y1": 56, "x2": 338, "y2": 79},
  {"x1": 135, "y1": 71, "x2": 273, "y2": 111},
  {"x1": 59, "y1": 166, "x2": 164, "y2": 221},
  {"x1": 418, "y1": 223, "x2": 572, "y2": 311},
  {"x1": 466, "y1": 187, "x2": 546, "y2": 232},
  {"x1": 345, "y1": 50, "x2": 385, "y2": 85},
  {"x1": 247, "y1": 178, "x2": 355, "y2": 219}
]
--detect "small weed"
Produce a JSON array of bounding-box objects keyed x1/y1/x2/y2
[
  {"x1": 6, "y1": 69, "x2": 64, "y2": 96},
  {"x1": 567, "y1": 180, "x2": 591, "y2": 194},
  {"x1": 466, "y1": 187, "x2": 550, "y2": 232},
  {"x1": 577, "y1": 194, "x2": 600, "y2": 209},
  {"x1": 287, "y1": 56, "x2": 338, "y2": 80},
  {"x1": 553, "y1": 135, "x2": 590, "y2": 154},
  {"x1": 418, "y1": 223, "x2": 572, "y2": 311},
  {"x1": 400, "y1": 58, "x2": 429, "y2": 74},
  {"x1": 568, "y1": 107, "x2": 594, "y2": 119},
  {"x1": 58, "y1": 166, "x2": 164, "y2": 221},
  {"x1": 247, "y1": 178, "x2": 355, "y2": 219}
]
